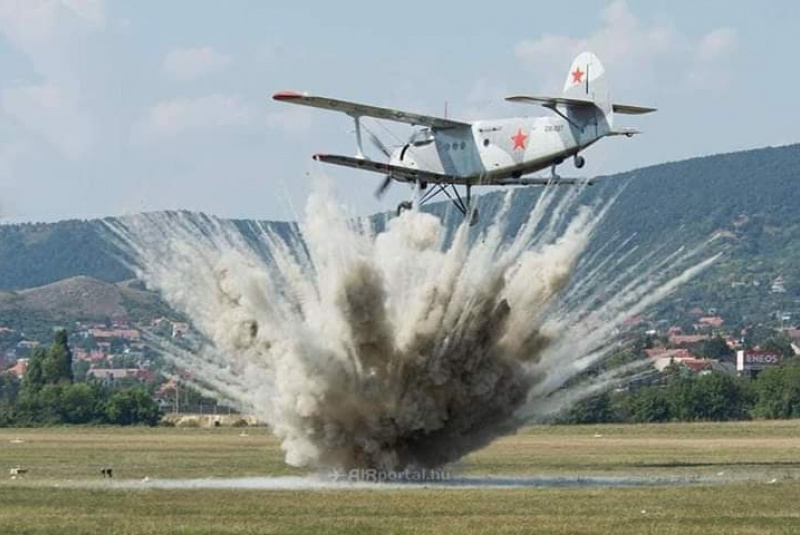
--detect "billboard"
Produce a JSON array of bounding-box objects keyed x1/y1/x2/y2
[{"x1": 736, "y1": 351, "x2": 782, "y2": 372}]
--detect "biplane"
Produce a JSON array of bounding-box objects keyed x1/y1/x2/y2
[{"x1": 274, "y1": 52, "x2": 655, "y2": 223}]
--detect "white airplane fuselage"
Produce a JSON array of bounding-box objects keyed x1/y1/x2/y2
[
  {"x1": 389, "y1": 113, "x2": 608, "y2": 185},
  {"x1": 273, "y1": 50, "x2": 654, "y2": 219}
]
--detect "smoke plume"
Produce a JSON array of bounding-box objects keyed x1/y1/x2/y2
[{"x1": 108, "y1": 183, "x2": 715, "y2": 471}]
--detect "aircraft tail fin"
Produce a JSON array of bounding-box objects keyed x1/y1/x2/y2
[
  {"x1": 506, "y1": 53, "x2": 655, "y2": 132},
  {"x1": 563, "y1": 51, "x2": 613, "y2": 129}
]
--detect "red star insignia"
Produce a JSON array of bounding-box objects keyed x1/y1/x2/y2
[
  {"x1": 571, "y1": 67, "x2": 585, "y2": 84},
  {"x1": 511, "y1": 128, "x2": 528, "y2": 151}
]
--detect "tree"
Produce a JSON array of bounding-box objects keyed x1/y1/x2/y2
[
  {"x1": 667, "y1": 373, "x2": 750, "y2": 422},
  {"x1": 628, "y1": 386, "x2": 671, "y2": 422},
  {"x1": 697, "y1": 336, "x2": 735, "y2": 362},
  {"x1": 0, "y1": 374, "x2": 19, "y2": 427},
  {"x1": 564, "y1": 392, "x2": 618, "y2": 424},
  {"x1": 760, "y1": 335, "x2": 795, "y2": 359},
  {"x1": 48, "y1": 330, "x2": 73, "y2": 384},
  {"x1": 0, "y1": 374, "x2": 19, "y2": 404},
  {"x1": 752, "y1": 357, "x2": 800, "y2": 419},
  {"x1": 21, "y1": 347, "x2": 46, "y2": 393},
  {"x1": 30, "y1": 384, "x2": 64, "y2": 425},
  {"x1": 61, "y1": 383, "x2": 104, "y2": 424},
  {"x1": 22, "y1": 331, "x2": 73, "y2": 393},
  {"x1": 105, "y1": 387, "x2": 161, "y2": 426}
]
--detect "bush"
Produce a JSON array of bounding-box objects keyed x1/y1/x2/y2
[
  {"x1": 563, "y1": 392, "x2": 619, "y2": 424},
  {"x1": 627, "y1": 386, "x2": 671, "y2": 423},
  {"x1": 752, "y1": 357, "x2": 800, "y2": 419},
  {"x1": 105, "y1": 387, "x2": 161, "y2": 426},
  {"x1": 61, "y1": 383, "x2": 104, "y2": 424},
  {"x1": 668, "y1": 373, "x2": 750, "y2": 422}
]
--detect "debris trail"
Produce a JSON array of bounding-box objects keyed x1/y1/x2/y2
[{"x1": 108, "y1": 183, "x2": 713, "y2": 471}]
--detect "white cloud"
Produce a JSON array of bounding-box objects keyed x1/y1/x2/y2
[
  {"x1": 163, "y1": 46, "x2": 232, "y2": 81},
  {"x1": 0, "y1": 0, "x2": 105, "y2": 159},
  {"x1": 60, "y1": 0, "x2": 105, "y2": 27},
  {"x1": 2, "y1": 82, "x2": 93, "y2": 160},
  {"x1": 685, "y1": 28, "x2": 739, "y2": 90},
  {"x1": 135, "y1": 94, "x2": 255, "y2": 139},
  {"x1": 696, "y1": 28, "x2": 738, "y2": 63},
  {"x1": 513, "y1": 0, "x2": 736, "y2": 92},
  {"x1": 515, "y1": 1, "x2": 678, "y2": 82},
  {"x1": 0, "y1": 0, "x2": 104, "y2": 50}
]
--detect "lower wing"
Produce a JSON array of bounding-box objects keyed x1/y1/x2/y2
[
  {"x1": 313, "y1": 154, "x2": 471, "y2": 185},
  {"x1": 313, "y1": 154, "x2": 594, "y2": 187}
]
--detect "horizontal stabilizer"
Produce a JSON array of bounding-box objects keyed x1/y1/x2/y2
[
  {"x1": 505, "y1": 95, "x2": 596, "y2": 109},
  {"x1": 506, "y1": 95, "x2": 656, "y2": 115},
  {"x1": 608, "y1": 127, "x2": 642, "y2": 137},
  {"x1": 612, "y1": 103, "x2": 657, "y2": 115}
]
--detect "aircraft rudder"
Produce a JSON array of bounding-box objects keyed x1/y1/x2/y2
[{"x1": 563, "y1": 51, "x2": 612, "y2": 125}]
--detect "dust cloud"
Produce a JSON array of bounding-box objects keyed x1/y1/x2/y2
[{"x1": 108, "y1": 183, "x2": 715, "y2": 471}]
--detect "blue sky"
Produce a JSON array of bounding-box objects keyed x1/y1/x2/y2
[{"x1": 0, "y1": 0, "x2": 797, "y2": 222}]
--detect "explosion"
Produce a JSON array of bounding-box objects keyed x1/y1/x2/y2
[{"x1": 108, "y1": 183, "x2": 715, "y2": 471}]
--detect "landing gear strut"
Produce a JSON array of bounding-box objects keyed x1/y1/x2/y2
[{"x1": 397, "y1": 182, "x2": 479, "y2": 226}]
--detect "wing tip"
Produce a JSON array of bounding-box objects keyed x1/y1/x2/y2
[{"x1": 273, "y1": 90, "x2": 304, "y2": 101}]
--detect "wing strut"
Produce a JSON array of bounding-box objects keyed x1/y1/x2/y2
[{"x1": 352, "y1": 115, "x2": 365, "y2": 159}]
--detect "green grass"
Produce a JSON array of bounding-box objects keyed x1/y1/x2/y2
[{"x1": 1, "y1": 421, "x2": 800, "y2": 534}]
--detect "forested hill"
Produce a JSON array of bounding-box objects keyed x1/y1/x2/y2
[
  {"x1": 494, "y1": 143, "x2": 800, "y2": 326},
  {"x1": 1, "y1": 143, "x2": 799, "y2": 325},
  {"x1": 0, "y1": 219, "x2": 133, "y2": 291}
]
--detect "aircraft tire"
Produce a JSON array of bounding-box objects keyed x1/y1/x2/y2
[{"x1": 396, "y1": 201, "x2": 413, "y2": 215}]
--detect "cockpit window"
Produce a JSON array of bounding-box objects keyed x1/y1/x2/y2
[{"x1": 410, "y1": 128, "x2": 434, "y2": 145}]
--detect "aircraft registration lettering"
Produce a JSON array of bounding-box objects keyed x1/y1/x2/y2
[{"x1": 545, "y1": 125, "x2": 564, "y2": 133}]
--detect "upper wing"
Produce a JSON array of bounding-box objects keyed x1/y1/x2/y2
[
  {"x1": 273, "y1": 91, "x2": 470, "y2": 129},
  {"x1": 505, "y1": 95, "x2": 656, "y2": 114},
  {"x1": 312, "y1": 154, "x2": 471, "y2": 185}
]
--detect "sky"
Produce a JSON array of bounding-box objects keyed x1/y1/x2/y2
[{"x1": 0, "y1": 0, "x2": 798, "y2": 223}]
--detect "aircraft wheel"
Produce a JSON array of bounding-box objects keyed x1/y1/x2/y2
[
  {"x1": 574, "y1": 155, "x2": 586, "y2": 169},
  {"x1": 470, "y1": 208, "x2": 480, "y2": 227},
  {"x1": 396, "y1": 201, "x2": 413, "y2": 215}
]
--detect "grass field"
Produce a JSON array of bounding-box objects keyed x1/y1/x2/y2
[{"x1": 1, "y1": 421, "x2": 799, "y2": 534}]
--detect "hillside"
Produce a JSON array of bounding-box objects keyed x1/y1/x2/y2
[
  {"x1": 489, "y1": 144, "x2": 800, "y2": 327},
  {"x1": 0, "y1": 219, "x2": 133, "y2": 290},
  {"x1": 1, "y1": 144, "x2": 799, "y2": 331},
  {"x1": 0, "y1": 276, "x2": 171, "y2": 339}
]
